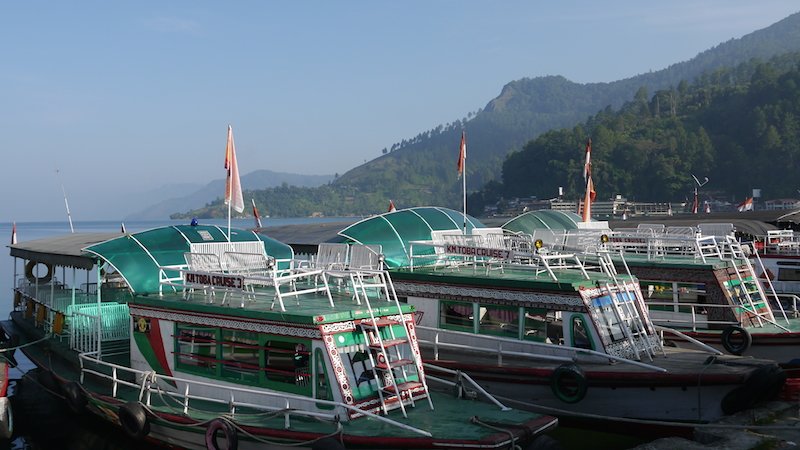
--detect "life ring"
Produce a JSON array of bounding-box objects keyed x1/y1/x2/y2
[
  {"x1": 550, "y1": 362, "x2": 588, "y2": 404},
  {"x1": 63, "y1": 381, "x2": 87, "y2": 414},
  {"x1": 205, "y1": 418, "x2": 238, "y2": 450},
  {"x1": 0, "y1": 397, "x2": 13, "y2": 439},
  {"x1": 119, "y1": 401, "x2": 150, "y2": 440},
  {"x1": 24, "y1": 261, "x2": 53, "y2": 284},
  {"x1": 721, "y1": 325, "x2": 752, "y2": 355}
]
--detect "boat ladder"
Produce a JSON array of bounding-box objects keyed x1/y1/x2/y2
[
  {"x1": 354, "y1": 271, "x2": 433, "y2": 417},
  {"x1": 720, "y1": 240, "x2": 791, "y2": 330},
  {"x1": 600, "y1": 280, "x2": 662, "y2": 361}
]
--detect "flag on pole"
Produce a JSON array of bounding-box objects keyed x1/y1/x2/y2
[
  {"x1": 388, "y1": 200, "x2": 397, "y2": 213},
  {"x1": 457, "y1": 131, "x2": 466, "y2": 174},
  {"x1": 224, "y1": 125, "x2": 245, "y2": 213},
  {"x1": 11, "y1": 222, "x2": 17, "y2": 245},
  {"x1": 582, "y1": 139, "x2": 595, "y2": 222},
  {"x1": 252, "y1": 199, "x2": 262, "y2": 228},
  {"x1": 737, "y1": 197, "x2": 754, "y2": 212}
]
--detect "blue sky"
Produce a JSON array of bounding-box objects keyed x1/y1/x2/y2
[{"x1": 2, "y1": 1, "x2": 799, "y2": 222}]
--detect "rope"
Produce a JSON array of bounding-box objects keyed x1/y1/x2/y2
[
  {"x1": 0, "y1": 333, "x2": 53, "y2": 353},
  {"x1": 469, "y1": 416, "x2": 522, "y2": 450},
  {"x1": 135, "y1": 379, "x2": 345, "y2": 447}
]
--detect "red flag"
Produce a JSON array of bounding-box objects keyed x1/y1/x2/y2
[
  {"x1": 457, "y1": 131, "x2": 466, "y2": 173},
  {"x1": 388, "y1": 200, "x2": 397, "y2": 213},
  {"x1": 224, "y1": 125, "x2": 244, "y2": 213},
  {"x1": 583, "y1": 139, "x2": 592, "y2": 182},
  {"x1": 582, "y1": 139, "x2": 594, "y2": 222},
  {"x1": 737, "y1": 197, "x2": 753, "y2": 212},
  {"x1": 252, "y1": 199, "x2": 262, "y2": 228}
]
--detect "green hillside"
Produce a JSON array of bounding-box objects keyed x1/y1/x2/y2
[
  {"x1": 473, "y1": 53, "x2": 800, "y2": 215},
  {"x1": 175, "y1": 12, "x2": 800, "y2": 219}
]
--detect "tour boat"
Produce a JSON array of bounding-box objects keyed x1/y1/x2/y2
[
  {"x1": 504, "y1": 216, "x2": 800, "y2": 370},
  {"x1": 336, "y1": 207, "x2": 787, "y2": 436},
  {"x1": 4, "y1": 223, "x2": 559, "y2": 450}
]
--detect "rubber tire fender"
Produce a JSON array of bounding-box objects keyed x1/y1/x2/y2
[
  {"x1": 205, "y1": 418, "x2": 238, "y2": 450},
  {"x1": 63, "y1": 381, "x2": 87, "y2": 414},
  {"x1": 24, "y1": 261, "x2": 52, "y2": 284},
  {"x1": 721, "y1": 325, "x2": 752, "y2": 355},
  {"x1": 0, "y1": 397, "x2": 13, "y2": 439},
  {"x1": 119, "y1": 401, "x2": 150, "y2": 440},
  {"x1": 550, "y1": 362, "x2": 588, "y2": 404}
]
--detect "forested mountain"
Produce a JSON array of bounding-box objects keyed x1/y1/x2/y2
[
  {"x1": 468, "y1": 53, "x2": 800, "y2": 215},
  {"x1": 176, "y1": 12, "x2": 800, "y2": 219}
]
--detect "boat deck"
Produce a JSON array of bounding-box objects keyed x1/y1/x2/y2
[
  {"x1": 391, "y1": 262, "x2": 638, "y2": 292},
  {"x1": 142, "y1": 274, "x2": 411, "y2": 324}
]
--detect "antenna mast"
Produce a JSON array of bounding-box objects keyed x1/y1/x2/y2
[{"x1": 56, "y1": 165, "x2": 74, "y2": 233}]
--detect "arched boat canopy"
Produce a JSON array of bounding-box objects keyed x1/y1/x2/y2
[
  {"x1": 83, "y1": 225, "x2": 293, "y2": 294},
  {"x1": 502, "y1": 210, "x2": 584, "y2": 235},
  {"x1": 338, "y1": 207, "x2": 485, "y2": 268}
]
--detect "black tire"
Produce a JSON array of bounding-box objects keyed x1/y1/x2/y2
[
  {"x1": 721, "y1": 365, "x2": 787, "y2": 415},
  {"x1": 205, "y1": 418, "x2": 238, "y2": 450},
  {"x1": 721, "y1": 325, "x2": 752, "y2": 355},
  {"x1": 63, "y1": 381, "x2": 86, "y2": 414},
  {"x1": 550, "y1": 363, "x2": 588, "y2": 404},
  {"x1": 119, "y1": 401, "x2": 150, "y2": 440}
]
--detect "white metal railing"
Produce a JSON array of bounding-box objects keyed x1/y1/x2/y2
[
  {"x1": 71, "y1": 310, "x2": 101, "y2": 354},
  {"x1": 416, "y1": 325, "x2": 668, "y2": 373},
  {"x1": 77, "y1": 353, "x2": 436, "y2": 437},
  {"x1": 406, "y1": 236, "x2": 590, "y2": 282},
  {"x1": 643, "y1": 300, "x2": 789, "y2": 331},
  {"x1": 654, "y1": 325, "x2": 723, "y2": 355}
]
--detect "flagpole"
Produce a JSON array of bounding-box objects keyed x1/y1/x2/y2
[{"x1": 462, "y1": 149, "x2": 467, "y2": 233}]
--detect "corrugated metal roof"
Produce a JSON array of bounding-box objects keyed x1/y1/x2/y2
[{"x1": 8, "y1": 233, "x2": 122, "y2": 269}]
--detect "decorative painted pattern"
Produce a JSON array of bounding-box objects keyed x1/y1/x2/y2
[
  {"x1": 128, "y1": 305, "x2": 321, "y2": 339},
  {"x1": 393, "y1": 281, "x2": 584, "y2": 309}
]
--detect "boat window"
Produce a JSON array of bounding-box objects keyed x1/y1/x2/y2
[
  {"x1": 591, "y1": 295, "x2": 626, "y2": 342},
  {"x1": 265, "y1": 340, "x2": 311, "y2": 387},
  {"x1": 570, "y1": 315, "x2": 594, "y2": 350},
  {"x1": 440, "y1": 301, "x2": 474, "y2": 331},
  {"x1": 523, "y1": 308, "x2": 549, "y2": 342},
  {"x1": 175, "y1": 325, "x2": 218, "y2": 375},
  {"x1": 221, "y1": 330, "x2": 260, "y2": 383},
  {"x1": 478, "y1": 305, "x2": 520, "y2": 339},
  {"x1": 314, "y1": 348, "x2": 334, "y2": 409},
  {"x1": 778, "y1": 268, "x2": 800, "y2": 281}
]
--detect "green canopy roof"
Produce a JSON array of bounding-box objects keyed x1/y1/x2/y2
[
  {"x1": 338, "y1": 207, "x2": 485, "y2": 268},
  {"x1": 501, "y1": 210, "x2": 584, "y2": 235},
  {"x1": 83, "y1": 225, "x2": 292, "y2": 294}
]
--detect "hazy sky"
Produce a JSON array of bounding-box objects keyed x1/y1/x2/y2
[{"x1": 2, "y1": 1, "x2": 799, "y2": 222}]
